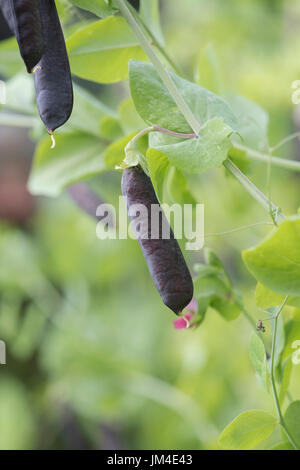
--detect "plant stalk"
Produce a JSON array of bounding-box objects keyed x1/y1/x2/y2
[
  {"x1": 270, "y1": 297, "x2": 299, "y2": 450},
  {"x1": 230, "y1": 144, "x2": 300, "y2": 173},
  {"x1": 125, "y1": 0, "x2": 182, "y2": 76},
  {"x1": 224, "y1": 159, "x2": 285, "y2": 223},
  {"x1": 116, "y1": 0, "x2": 287, "y2": 221},
  {"x1": 115, "y1": 0, "x2": 202, "y2": 135}
]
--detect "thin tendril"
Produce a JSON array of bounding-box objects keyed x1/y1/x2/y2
[
  {"x1": 270, "y1": 131, "x2": 300, "y2": 153},
  {"x1": 205, "y1": 221, "x2": 274, "y2": 238}
]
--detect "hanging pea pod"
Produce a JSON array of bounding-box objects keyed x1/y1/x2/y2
[
  {"x1": 122, "y1": 166, "x2": 194, "y2": 314},
  {"x1": 0, "y1": 0, "x2": 43, "y2": 72},
  {"x1": 33, "y1": 0, "x2": 73, "y2": 136}
]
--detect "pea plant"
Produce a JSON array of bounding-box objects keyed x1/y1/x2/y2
[{"x1": 0, "y1": 0, "x2": 300, "y2": 451}]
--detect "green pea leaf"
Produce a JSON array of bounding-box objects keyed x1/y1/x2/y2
[
  {"x1": 118, "y1": 98, "x2": 145, "y2": 134},
  {"x1": 219, "y1": 410, "x2": 278, "y2": 450},
  {"x1": 284, "y1": 401, "x2": 300, "y2": 448},
  {"x1": 255, "y1": 283, "x2": 300, "y2": 309},
  {"x1": 129, "y1": 60, "x2": 238, "y2": 133},
  {"x1": 149, "y1": 118, "x2": 232, "y2": 174},
  {"x1": 166, "y1": 167, "x2": 196, "y2": 205},
  {"x1": 210, "y1": 296, "x2": 241, "y2": 321},
  {"x1": 228, "y1": 94, "x2": 269, "y2": 151},
  {"x1": 194, "y1": 275, "x2": 240, "y2": 322},
  {"x1": 194, "y1": 275, "x2": 230, "y2": 300},
  {"x1": 146, "y1": 148, "x2": 170, "y2": 202},
  {"x1": 67, "y1": 17, "x2": 147, "y2": 84},
  {"x1": 28, "y1": 132, "x2": 106, "y2": 197},
  {"x1": 104, "y1": 132, "x2": 150, "y2": 170},
  {"x1": 243, "y1": 216, "x2": 300, "y2": 297},
  {"x1": 269, "y1": 441, "x2": 294, "y2": 450}
]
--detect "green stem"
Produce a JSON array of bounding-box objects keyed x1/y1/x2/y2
[
  {"x1": 125, "y1": 126, "x2": 154, "y2": 151},
  {"x1": 117, "y1": 0, "x2": 286, "y2": 221},
  {"x1": 115, "y1": 0, "x2": 202, "y2": 135},
  {"x1": 270, "y1": 131, "x2": 300, "y2": 153},
  {"x1": 230, "y1": 144, "x2": 300, "y2": 173},
  {"x1": 126, "y1": 125, "x2": 197, "y2": 152},
  {"x1": 224, "y1": 159, "x2": 285, "y2": 223},
  {"x1": 270, "y1": 297, "x2": 299, "y2": 450},
  {"x1": 125, "y1": 0, "x2": 182, "y2": 76}
]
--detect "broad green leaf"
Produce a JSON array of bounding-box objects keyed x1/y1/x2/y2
[
  {"x1": 149, "y1": 131, "x2": 183, "y2": 147},
  {"x1": 284, "y1": 401, "x2": 300, "y2": 447},
  {"x1": 228, "y1": 94, "x2": 269, "y2": 151},
  {"x1": 210, "y1": 296, "x2": 241, "y2": 321},
  {"x1": 255, "y1": 283, "x2": 300, "y2": 309},
  {"x1": 129, "y1": 60, "x2": 238, "y2": 133},
  {"x1": 249, "y1": 333, "x2": 268, "y2": 388},
  {"x1": 194, "y1": 275, "x2": 241, "y2": 321},
  {"x1": 194, "y1": 275, "x2": 230, "y2": 300},
  {"x1": 219, "y1": 410, "x2": 277, "y2": 450},
  {"x1": 118, "y1": 98, "x2": 145, "y2": 134},
  {"x1": 104, "y1": 131, "x2": 148, "y2": 169},
  {"x1": 28, "y1": 132, "x2": 106, "y2": 197},
  {"x1": 193, "y1": 249, "x2": 240, "y2": 322},
  {"x1": 243, "y1": 216, "x2": 300, "y2": 297},
  {"x1": 67, "y1": 17, "x2": 147, "y2": 83},
  {"x1": 166, "y1": 167, "x2": 197, "y2": 205},
  {"x1": 68, "y1": 0, "x2": 118, "y2": 17},
  {"x1": 150, "y1": 118, "x2": 232, "y2": 174},
  {"x1": 146, "y1": 148, "x2": 169, "y2": 202},
  {"x1": 269, "y1": 441, "x2": 294, "y2": 450},
  {"x1": 66, "y1": 84, "x2": 117, "y2": 137},
  {"x1": 124, "y1": 145, "x2": 143, "y2": 167}
]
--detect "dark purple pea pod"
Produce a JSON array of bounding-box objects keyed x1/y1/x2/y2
[
  {"x1": 122, "y1": 166, "x2": 194, "y2": 315},
  {"x1": 33, "y1": 0, "x2": 73, "y2": 136},
  {"x1": 0, "y1": 0, "x2": 43, "y2": 72}
]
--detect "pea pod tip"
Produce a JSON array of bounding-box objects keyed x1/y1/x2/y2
[{"x1": 49, "y1": 132, "x2": 56, "y2": 149}]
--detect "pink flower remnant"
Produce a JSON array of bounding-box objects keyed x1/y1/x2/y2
[{"x1": 173, "y1": 299, "x2": 198, "y2": 330}]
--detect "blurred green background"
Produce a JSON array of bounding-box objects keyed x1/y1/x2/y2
[{"x1": 0, "y1": 0, "x2": 299, "y2": 450}]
